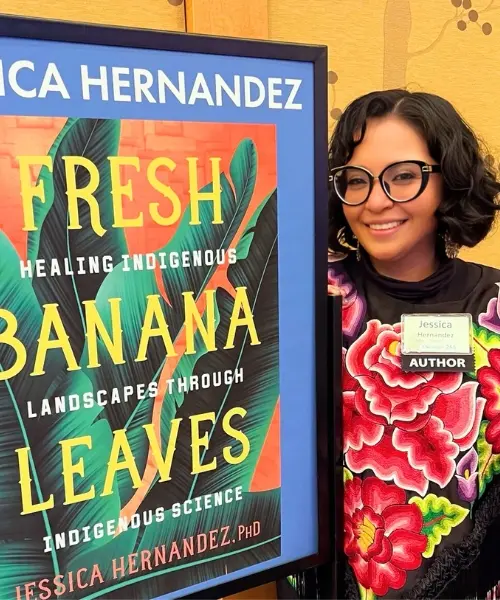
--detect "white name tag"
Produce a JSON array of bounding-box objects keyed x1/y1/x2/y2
[
  {"x1": 401, "y1": 313, "x2": 473, "y2": 355},
  {"x1": 401, "y1": 314, "x2": 474, "y2": 372}
]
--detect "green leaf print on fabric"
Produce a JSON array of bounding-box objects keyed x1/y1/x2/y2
[
  {"x1": 344, "y1": 467, "x2": 353, "y2": 482},
  {"x1": 410, "y1": 494, "x2": 469, "y2": 559},
  {"x1": 477, "y1": 420, "x2": 500, "y2": 498},
  {"x1": 472, "y1": 323, "x2": 500, "y2": 374},
  {"x1": 358, "y1": 584, "x2": 377, "y2": 600}
]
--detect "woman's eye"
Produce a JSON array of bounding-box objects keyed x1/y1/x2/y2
[
  {"x1": 347, "y1": 178, "x2": 367, "y2": 186},
  {"x1": 393, "y1": 171, "x2": 415, "y2": 181}
]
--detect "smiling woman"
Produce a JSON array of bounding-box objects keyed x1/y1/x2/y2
[
  {"x1": 282, "y1": 89, "x2": 500, "y2": 600},
  {"x1": 324, "y1": 90, "x2": 500, "y2": 600},
  {"x1": 329, "y1": 90, "x2": 500, "y2": 282}
]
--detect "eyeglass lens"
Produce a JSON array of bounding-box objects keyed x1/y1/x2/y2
[{"x1": 334, "y1": 162, "x2": 424, "y2": 205}]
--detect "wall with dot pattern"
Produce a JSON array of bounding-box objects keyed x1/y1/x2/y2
[{"x1": 269, "y1": 0, "x2": 500, "y2": 268}]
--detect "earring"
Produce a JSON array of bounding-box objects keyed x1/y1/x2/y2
[
  {"x1": 356, "y1": 239, "x2": 361, "y2": 262},
  {"x1": 444, "y1": 234, "x2": 459, "y2": 259}
]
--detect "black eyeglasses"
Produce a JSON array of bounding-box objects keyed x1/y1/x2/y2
[{"x1": 329, "y1": 160, "x2": 441, "y2": 206}]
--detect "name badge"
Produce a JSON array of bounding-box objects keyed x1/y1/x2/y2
[{"x1": 401, "y1": 313, "x2": 474, "y2": 372}]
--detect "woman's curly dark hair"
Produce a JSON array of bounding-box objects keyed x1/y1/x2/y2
[{"x1": 329, "y1": 89, "x2": 500, "y2": 253}]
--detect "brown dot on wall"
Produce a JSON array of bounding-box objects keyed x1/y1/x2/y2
[
  {"x1": 457, "y1": 20, "x2": 467, "y2": 30},
  {"x1": 168, "y1": 0, "x2": 184, "y2": 5},
  {"x1": 463, "y1": 0, "x2": 471, "y2": 8},
  {"x1": 330, "y1": 108, "x2": 342, "y2": 120},
  {"x1": 451, "y1": 0, "x2": 462, "y2": 7},
  {"x1": 469, "y1": 10, "x2": 478, "y2": 22},
  {"x1": 483, "y1": 22, "x2": 493, "y2": 35},
  {"x1": 328, "y1": 71, "x2": 339, "y2": 84}
]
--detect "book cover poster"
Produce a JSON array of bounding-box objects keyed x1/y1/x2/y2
[{"x1": 0, "y1": 116, "x2": 281, "y2": 599}]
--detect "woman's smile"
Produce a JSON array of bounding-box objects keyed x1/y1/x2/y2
[{"x1": 363, "y1": 219, "x2": 408, "y2": 235}]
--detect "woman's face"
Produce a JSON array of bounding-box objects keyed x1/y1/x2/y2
[{"x1": 342, "y1": 115, "x2": 443, "y2": 267}]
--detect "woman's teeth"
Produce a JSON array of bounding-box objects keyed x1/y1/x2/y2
[{"x1": 368, "y1": 221, "x2": 405, "y2": 230}]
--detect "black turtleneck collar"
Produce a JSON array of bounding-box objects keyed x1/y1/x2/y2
[{"x1": 351, "y1": 249, "x2": 477, "y2": 305}]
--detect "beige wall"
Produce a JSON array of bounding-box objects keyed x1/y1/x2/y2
[
  {"x1": 268, "y1": 0, "x2": 500, "y2": 268},
  {"x1": 0, "y1": 0, "x2": 185, "y2": 30}
]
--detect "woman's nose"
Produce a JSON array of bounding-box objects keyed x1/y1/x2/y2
[{"x1": 365, "y1": 178, "x2": 394, "y2": 212}]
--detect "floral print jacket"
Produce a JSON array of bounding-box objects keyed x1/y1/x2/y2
[{"x1": 330, "y1": 252, "x2": 500, "y2": 600}]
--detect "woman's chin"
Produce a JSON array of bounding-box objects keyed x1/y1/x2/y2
[{"x1": 362, "y1": 245, "x2": 405, "y2": 264}]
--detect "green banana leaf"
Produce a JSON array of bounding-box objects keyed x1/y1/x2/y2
[
  {"x1": 0, "y1": 231, "x2": 135, "y2": 597},
  {"x1": 82, "y1": 266, "x2": 167, "y2": 430},
  {"x1": 0, "y1": 232, "x2": 59, "y2": 597},
  {"x1": 114, "y1": 304, "x2": 221, "y2": 504},
  {"x1": 134, "y1": 190, "x2": 280, "y2": 564},
  {"x1": 29, "y1": 118, "x2": 128, "y2": 363},
  {"x1": 235, "y1": 190, "x2": 274, "y2": 261},
  {"x1": 192, "y1": 189, "x2": 279, "y2": 496},
  {"x1": 64, "y1": 526, "x2": 139, "y2": 597},
  {"x1": 135, "y1": 292, "x2": 238, "y2": 509},
  {"x1": 85, "y1": 139, "x2": 258, "y2": 505},
  {"x1": 27, "y1": 117, "x2": 77, "y2": 262},
  {"x1": 158, "y1": 137, "x2": 257, "y2": 336},
  {"x1": 230, "y1": 136, "x2": 257, "y2": 208}
]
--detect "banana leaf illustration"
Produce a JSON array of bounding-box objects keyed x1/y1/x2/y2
[
  {"x1": 114, "y1": 303, "x2": 222, "y2": 521},
  {"x1": 190, "y1": 189, "x2": 279, "y2": 497},
  {"x1": 120, "y1": 184, "x2": 282, "y2": 595},
  {"x1": 28, "y1": 118, "x2": 128, "y2": 363},
  {"x1": 157, "y1": 136, "x2": 258, "y2": 335},
  {"x1": 84, "y1": 139, "x2": 258, "y2": 505},
  {"x1": 0, "y1": 232, "x2": 136, "y2": 598},
  {"x1": 132, "y1": 190, "x2": 279, "y2": 560},
  {"x1": 61, "y1": 313, "x2": 278, "y2": 599}
]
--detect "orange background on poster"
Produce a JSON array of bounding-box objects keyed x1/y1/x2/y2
[
  {"x1": 0, "y1": 116, "x2": 281, "y2": 496},
  {"x1": 0, "y1": 117, "x2": 277, "y2": 259}
]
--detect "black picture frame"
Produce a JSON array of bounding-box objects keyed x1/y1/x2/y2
[
  {"x1": 0, "y1": 14, "x2": 334, "y2": 600},
  {"x1": 317, "y1": 295, "x2": 344, "y2": 600}
]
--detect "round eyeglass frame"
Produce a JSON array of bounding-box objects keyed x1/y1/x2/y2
[{"x1": 329, "y1": 160, "x2": 442, "y2": 206}]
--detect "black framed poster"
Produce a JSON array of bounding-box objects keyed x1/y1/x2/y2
[{"x1": 0, "y1": 15, "x2": 330, "y2": 600}]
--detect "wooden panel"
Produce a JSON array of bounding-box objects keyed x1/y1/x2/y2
[
  {"x1": 0, "y1": 0, "x2": 185, "y2": 31},
  {"x1": 185, "y1": 0, "x2": 268, "y2": 39}
]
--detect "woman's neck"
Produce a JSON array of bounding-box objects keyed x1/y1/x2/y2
[{"x1": 369, "y1": 251, "x2": 439, "y2": 282}]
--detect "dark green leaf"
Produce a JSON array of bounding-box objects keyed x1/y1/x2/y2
[
  {"x1": 236, "y1": 190, "x2": 272, "y2": 261},
  {"x1": 27, "y1": 117, "x2": 77, "y2": 262},
  {"x1": 0, "y1": 231, "x2": 135, "y2": 595},
  {"x1": 87, "y1": 139, "x2": 258, "y2": 505},
  {"x1": 158, "y1": 146, "x2": 255, "y2": 336},
  {"x1": 140, "y1": 189, "x2": 279, "y2": 524},
  {"x1": 30, "y1": 118, "x2": 128, "y2": 363},
  {"x1": 189, "y1": 190, "x2": 279, "y2": 497},
  {"x1": 229, "y1": 138, "x2": 257, "y2": 209},
  {"x1": 113, "y1": 304, "x2": 220, "y2": 502}
]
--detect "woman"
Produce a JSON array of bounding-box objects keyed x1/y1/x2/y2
[
  {"x1": 285, "y1": 89, "x2": 500, "y2": 600},
  {"x1": 333, "y1": 89, "x2": 500, "y2": 599}
]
